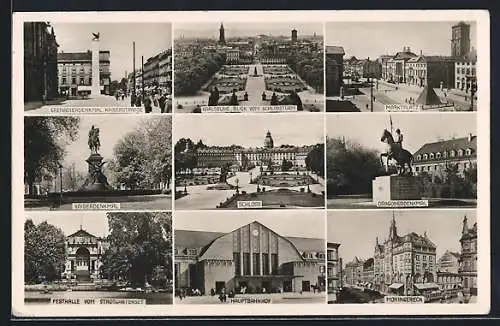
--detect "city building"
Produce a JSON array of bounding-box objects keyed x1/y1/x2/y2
[
  {"x1": 378, "y1": 55, "x2": 393, "y2": 80},
  {"x1": 174, "y1": 220, "x2": 325, "y2": 295},
  {"x1": 451, "y1": 22, "x2": 471, "y2": 58},
  {"x1": 344, "y1": 257, "x2": 364, "y2": 286},
  {"x1": 362, "y1": 258, "x2": 375, "y2": 284},
  {"x1": 413, "y1": 133, "x2": 477, "y2": 177},
  {"x1": 326, "y1": 46, "x2": 345, "y2": 96},
  {"x1": 455, "y1": 50, "x2": 477, "y2": 93},
  {"x1": 226, "y1": 48, "x2": 240, "y2": 63},
  {"x1": 406, "y1": 55, "x2": 456, "y2": 89},
  {"x1": 459, "y1": 216, "x2": 477, "y2": 295},
  {"x1": 327, "y1": 242, "x2": 342, "y2": 302},
  {"x1": 386, "y1": 47, "x2": 417, "y2": 83},
  {"x1": 143, "y1": 50, "x2": 172, "y2": 93},
  {"x1": 61, "y1": 227, "x2": 108, "y2": 281},
  {"x1": 362, "y1": 59, "x2": 382, "y2": 79},
  {"x1": 373, "y1": 215, "x2": 437, "y2": 295},
  {"x1": 193, "y1": 131, "x2": 316, "y2": 171},
  {"x1": 436, "y1": 250, "x2": 462, "y2": 294},
  {"x1": 24, "y1": 22, "x2": 59, "y2": 102},
  {"x1": 57, "y1": 50, "x2": 111, "y2": 96}
]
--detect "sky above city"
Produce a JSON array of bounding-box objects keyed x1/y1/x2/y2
[
  {"x1": 174, "y1": 22, "x2": 322, "y2": 39},
  {"x1": 327, "y1": 210, "x2": 477, "y2": 265},
  {"x1": 176, "y1": 210, "x2": 325, "y2": 239},
  {"x1": 25, "y1": 211, "x2": 110, "y2": 238},
  {"x1": 51, "y1": 23, "x2": 172, "y2": 80},
  {"x1": 326, "y1": 21, "x2": 477, "y2": 59},
  {"x1": 327, "y1": 113, "x2": 476, "y2": 154},
  {"x1": 174, "y1": 114, "x2": 324, "y2": 147},
  {"x1": 60, "y1": 116, "x2": 169, "y2": 174}
]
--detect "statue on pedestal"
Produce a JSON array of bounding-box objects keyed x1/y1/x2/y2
[
  {"x1": 380, "y1": 128, "x2": 413, "y2": 176},
  {"x1": 79, "y1": 125, "x2": 112, "y2": 192}
]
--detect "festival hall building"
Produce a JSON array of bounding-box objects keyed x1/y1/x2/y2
[
  {"x1": 195, "y1": 131, "x2": 314, "y2": 170},
  {"x1": 61, "y1": 228, "x2": 108, "y2": 281},
  {"x1": 174, "y1": 221, "x2": 326, "y2": 295}
]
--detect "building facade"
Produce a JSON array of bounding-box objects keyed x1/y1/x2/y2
[
  {"x1": 344, "y1": 257, "x2": 364, "y2": 286},
  {"x1": 327, "y1": 242, "x2": 342, "y2": 302},
  {"x1": 24, "y1": 22, "x2": 59, "y2": 102},
  {"x1": 386, "y1": 47, "x2": 417, "y2": 83},
  {"x1": 175, "y1": 221, "x2": 325, "y2": 295},
  {"x1": 406, "y1": 56, "x2": 456, "y2": 89},
  {"x1": 57, "y1": 50, "x2": 111, "y2": 96},
  {"x1": 143, "y1": 50, "x2": 172, "y2": 93},
  {"x1": 62, "y1": 228, "x2": 107, "y2": 281},
  {"x1": 413, "y1": 134, "x2": 477, "y2": 178},
  {"x1": 373, "y1": 216, "x2": 437, "y2": 295},
  {"x1": 291, "y1": 29, "x2": 298, "y2": 43},
  {"x1": 193, "y1": 131, "x2": 315, "y2": 170},
  {"x1": 455, "y1": 55, "x2": 477, "y2": 93},
  {"x1": 326, "y1": 46, "x2": 345, "y2": 96},
  {"x1": 451, "y1": 22, "x2": 471, "y2": 58},
  {"x1": 459, "y1": 216, "x2": 477, "y2": 295},
  {"x1": 436, "y1": 250, "x2": 462, "y2": 293}
]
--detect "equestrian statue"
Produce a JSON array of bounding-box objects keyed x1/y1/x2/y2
[
  {"x1": 380, "y1": 128, "x2": 414, "y2": 176},
  {"x1": 88, "y1": 125, "x2": 101, "y2": 154}
]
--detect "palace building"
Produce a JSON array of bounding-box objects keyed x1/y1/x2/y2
[
  {"x1": 61, "y1": 228, "x2": 108, "y2": 281},
  {"x1": 459, "y1": 215, "x2": 477, "y2": 295},
  {"x1": 413, "y1": 133, "x2": 477, "y2": 177},
  {"x1": 194, "y1": 131, "x2": 316, "y2": 171},
  {"x1": 174, "y1": 221, "x2": 326, "y2": 295}
]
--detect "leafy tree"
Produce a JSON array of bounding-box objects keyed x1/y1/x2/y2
[
  {"x1": 111, "y1": 117, "x2": 172, "y2": 190},
  {"x1": 174, "y1": 138, "x2": 197, "y2": 174},
  {"x1": 25, "y1": 219, "x2": 67, "y2": 283},
  {"x1": 305, "y1": 143, "x2": 325, "y2": 176},
  {"x1": 281, "y1": 158, "x2": 293, "y2": 172},
  {"x1": 326, "y1": 137, "x2": 385, "y2": 196},
  {"x1": 100, "y1": 212, "x2": 172, "y2": 287},
  {"x1": 61, "y1": 162, "x2": 86, "y2": 191},
  {"x1": 24, "y1": 117, "x2": 80, "y2": 196}
]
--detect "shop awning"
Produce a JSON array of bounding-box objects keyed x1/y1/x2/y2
[
  {"x1": 414, "y1": 283, "x2": 439, "y2": 290},
  {"x1": 389, "y1": 283, "x2": 404, "y2": 290}
]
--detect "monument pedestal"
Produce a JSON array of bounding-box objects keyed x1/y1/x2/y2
[
  {"x1": 372, "y1": 175, "x2": 421, "y2": 202},
  {"x1": 79, "y1": 153, "x2": 112, "y2": 192}
]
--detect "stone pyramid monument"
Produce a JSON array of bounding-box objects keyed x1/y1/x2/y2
[{"x1": 416, "y1": 85, "x2": 442, "y2": 106}]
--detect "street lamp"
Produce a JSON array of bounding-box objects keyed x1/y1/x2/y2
[
  {"x1": 58, "y1": 163, "x2": 63, "y2": 206},
  {"x1": 235, "y1": 178, "x2": 239, "y2": 194}
]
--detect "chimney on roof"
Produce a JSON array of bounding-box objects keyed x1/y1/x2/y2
[
  {"x1": 420, "y1": 50, "x2": 423, "y2": 56},
  {"x1": 468, "y1": 133, "x2": 473, "y2": 142}
]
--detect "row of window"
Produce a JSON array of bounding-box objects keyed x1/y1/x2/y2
[
  {"x1": 457, "y1": 67, "x2": 476, "y2": 75},
  {"x1": 416, "y1": 148, "x2": 473, "y2": 161},
  {"x1": 415, "y1": 162, "x2": 472, "y2": 173}
]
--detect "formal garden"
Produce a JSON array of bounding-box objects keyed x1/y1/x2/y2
[
  {"x1": 217, "y1": 188, "x2": 325, "y2": 209},
  {"x1": 218, "y1": 65, "x2": 250, "y2": 76},
  {"x1": 203, "y1": 76, "x2": 248, "y2": 94},
  {"x1": 262, "y1": 65, "x2": 293, "y2": 75},
  {"x1": 251, "y1": 172, "x2": 318, "y2": 187},
  {"x1": 265, "y1": 76, "x2": 308, "y2": 93}
]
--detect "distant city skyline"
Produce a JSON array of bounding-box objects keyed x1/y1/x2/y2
[
  {"x1": 50, "y1": 23, "x2": 172, "y2": 80},
  {"x1": 176, "y1": 210, "x2": 325, "y2": 239},
  {"x1": 326, "y1": 21, "x2": 477, "y2": 59},
  {"x1": 327, "y1": 113, "x2": 476, "y2": 154},
  {"x1": 174, "y1": 22, "x2": 322, "y2": 40},
  {"x1": 327, "y1": 210, "x2": 476, "y2": 266},
  {"x1": 26, "y1": 212, "x2": 109, "y2": 238},
  {"x1": 175, "y1": 115, "x2": 324, "y2": 148}
]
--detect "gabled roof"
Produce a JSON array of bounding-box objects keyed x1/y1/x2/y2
[
  {"x1": 399, "y1": 232, "x2": 436, "y2": 249},
  {"x1": 67, "y1": 229, "x2": 98, "y2": 239},
  {"x1": 288, "y1": 236, "x2": 324, "y2": 253},
  {"x1": 175, "y1": 230, "x2": 225, "y2": 249},
  {"x1": 326, "y1": 46, "x2": 345, "y2": 55},
  {"x1": 414, "y1": 136, "x2": 477, "y2": 158}
]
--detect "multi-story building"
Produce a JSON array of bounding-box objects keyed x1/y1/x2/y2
[
  {"x1": 379, "y1": 55, "x2": 393, "y2": 80},
  {"x1": 455, "y1": 51, "x2": 477, "y2": 94},
  {"x1": 406, "y1": 55, "x2": 456, "y2": 89},
  {"x1": 61, "y1": 227, "x2": 108, "y2": 281},
  {"x1": 57, "y1": 50, "x2": 111, "y2": 96},
  {"x1": 386, "y1": 47, "x2": 417, "y2": 83},
  {"x1": 24, "y1": 22, "x2": 59, "y2": 102},
  {"x1": 344, "y1": 257, "x2": 364, "y2": 286},
  {"x1": 373, "y1": 215, "x2": 437, "y2": 295},
  {"x1": 174, "y1": 220, "x2": 325, "y2": 295},
  {"x1": 436, "y1": 250, "x2": 462, "y2": 293},
  {"x1": 193, "y1": 131, "x2": 316, "y2": 170},
  {"x1": 327, "y1": 242, "x2": 342, "y2": 302},
  {"x1": 362, "y1": 258, "x2": 375, "y2": 284},
  {"x1": 451, "y1": 22, "x2": 471, "y2": 58},
  {"x1": 326, "y1": 46, "x2": 345, "y2": 96},
  {"x1": 459, "y1": 215, "x2": 477, "y2": 295},
  {"x1": 413, "y1": 133, "x2": 477, "y2": 178},
  {"x1": 226, "y1": 48, "x2": 240, "y2": 63}
]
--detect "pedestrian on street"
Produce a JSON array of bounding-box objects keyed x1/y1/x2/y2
[{"x1": 144, "y1": 95, "x2": 152, "y2": 113}]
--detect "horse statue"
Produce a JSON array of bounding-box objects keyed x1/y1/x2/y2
[
  {"x1": 88, "y1": 125, "x2": 101, "y2": 154},
  {"x1": 380, "y1": 129, "x2": 413, "y2": 176}
]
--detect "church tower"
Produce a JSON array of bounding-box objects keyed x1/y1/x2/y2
[
  {"x1": 264, "y1": 130, "x2": 274, "y2": 148},
  {"x1": 219, "y1": 23, "x2": 226, "y2": 44},
  {"x1": 388, "y1": 213, "x2": 398, "y2": 241}
]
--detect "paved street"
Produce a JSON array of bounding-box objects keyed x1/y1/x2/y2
[
  {"x1": 175, "y1": 292, "x2": 326, "y2": 304},
  {"x1": 240, "y1": 64, "x2": 268, "y2": 106}
]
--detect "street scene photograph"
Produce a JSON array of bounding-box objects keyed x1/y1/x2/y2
[
  {"x1": 24, "y1": 22, "x2": 172, "y2": 113},
  {"x1": 24, "y1": 115, "x2": 172, "y2": 210},
  {"x1": 174, "y1": 114, "x2": 325, "y2": 210},
  {"x1": 327, "y1": 210, "x2": 477, "y2": 304},
  {"x1": 326, "y1": 113, "x2": 477, "y2": 209},
  {"x1": 24, "y1": 211, "x2": 173, "y2": 305},
  {"x1": 174, "y1": 210, "x2": 326, "y2": 304},
  {"x1": 325, "y1": 21, "x2": 477, "y2": 112},
  {"x1": 174, "y1": 22, "x2": 324, "y2": 113}
]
